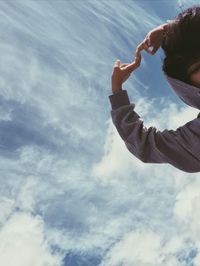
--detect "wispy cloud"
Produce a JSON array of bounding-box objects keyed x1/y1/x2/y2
[{"x1": 0, "y1": 0, "x2": 199, "y2": 265}]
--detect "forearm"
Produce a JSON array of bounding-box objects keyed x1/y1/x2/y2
[
  {"x1": 109, "y1": 94, "x2": 165, "y2": 163},
  {"x1": 109, "y1": 91, "x2": 200, "y2": 172},
  {"x1": 108, "y1": 90, "x2": 198, "y2": 170}
]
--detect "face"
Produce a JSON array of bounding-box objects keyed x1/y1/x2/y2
[{"x1": 187, "y1": 60, "x2": 200, "y2": 88}]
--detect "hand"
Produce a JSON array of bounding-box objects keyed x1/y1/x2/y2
[
  {"x1": 135, "y1": 23, "x2": 168, "y2": 59},
  {"x1": 111, "y1": 55, "x2": 141, "y2": 93}
]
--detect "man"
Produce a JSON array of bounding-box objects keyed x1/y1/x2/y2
[{"x1": 108, "y1": 6, "x2": 200, "y2": 173}]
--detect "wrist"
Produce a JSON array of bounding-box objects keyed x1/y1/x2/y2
[{"x1": 112, "y1": 87, "x2": 122, "y2": 94}]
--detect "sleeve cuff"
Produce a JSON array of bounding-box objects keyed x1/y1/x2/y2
[{"x1": 108, "y1": 90, "x2": 130, "y2": 110}]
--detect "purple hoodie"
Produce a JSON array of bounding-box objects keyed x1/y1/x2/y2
[{"x1": 108, "y1": 74, "x2": 200, "y2": 173}]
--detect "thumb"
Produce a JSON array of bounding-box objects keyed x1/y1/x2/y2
[
  {"x1": 114, "y1": 59, "x2": 121, "y2": 68},
  {"x1": 151, "y1": 46, "x2": 160, "y2": 55}
]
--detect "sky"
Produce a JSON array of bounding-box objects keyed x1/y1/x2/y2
[{"x1": 0, "y1": 0, "x2": 200, "y2": 265}]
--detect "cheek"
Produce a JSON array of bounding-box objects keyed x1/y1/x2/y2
[{"x1": 190, "y1": 70, "x2": 200, "y2": 88}]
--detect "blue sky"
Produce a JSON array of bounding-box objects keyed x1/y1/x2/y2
[{"x1": 0, "y1": 0, "x2": 200, "y2": 265}]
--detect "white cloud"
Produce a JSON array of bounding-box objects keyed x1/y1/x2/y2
[
  {"x1": 100, "y1": 230, "x2": 163, "y2": 266},
  {"x1": 0, "y1": 212, "x2": 63, "y2": 266},
  {"x1": 174, "y1": 179, "x2": 200, "y2": 246},
  {"x1": 100, "y1": 230, "x2": 185, "y2": 266},
  {"x1": 91, "y1": 121, "x2": 144, "y2": 185}
]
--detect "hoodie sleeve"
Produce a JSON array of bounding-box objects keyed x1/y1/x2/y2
[{"x1": 108, "y1": 90, "x2": 200, "y2": 173}]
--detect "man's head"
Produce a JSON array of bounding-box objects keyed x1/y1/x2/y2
[{"x1": 162, "y1": 6, "x2": 200, "y2": 87}]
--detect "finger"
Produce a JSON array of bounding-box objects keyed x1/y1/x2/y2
[
  {"x1": 121, "y1": 63, "x2": 129, "y2": 68},
  {"x1": 135, "y1": 41, "x2": 152, "y2": 58},
  {"x1": 143, "y1": 43, "x2": 152, "y2": 54},
  {"x1": 146, "y1": 45, "x2": 159, "y2": 55},
  {"x1": 145, "y1": 46, "x2": 154, "y2": 54},
  {"x1": 123, "y1": 54, "x2": 141, "y2": 73},
  {"x1": 135, "y1": 42, "x2": 145, "y2": 57},
  {"x1": 146, "y1": 37, "x2": 151, "y2": 46},
  {"x1": 142, "y1": 40, "x2": 156, "y2": 54},
  {"x1": 151, "y1": 45, "x2": 160, "y2": 54},
  {"x1": 114, "y1": 59, "x2": 121, "y2": 68}
]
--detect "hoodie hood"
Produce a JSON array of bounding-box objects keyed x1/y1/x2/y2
[{"x1": 164, "y1": 73, "x2": 200, "y2": 110}]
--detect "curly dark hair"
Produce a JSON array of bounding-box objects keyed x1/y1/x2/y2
[{"x1": 161, "y1": 6, "x2": 200, "y2": 84}]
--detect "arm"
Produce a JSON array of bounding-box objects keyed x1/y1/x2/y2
[
  {"x1": 110, "y1": 47, "x2": 200, "y2": 173},
  {"x1": 109, "y1": 90, "x2": 200, "y2": 173},
  {"x1": 109, "y1": 90, "x2": 174, "y2": 164}
]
